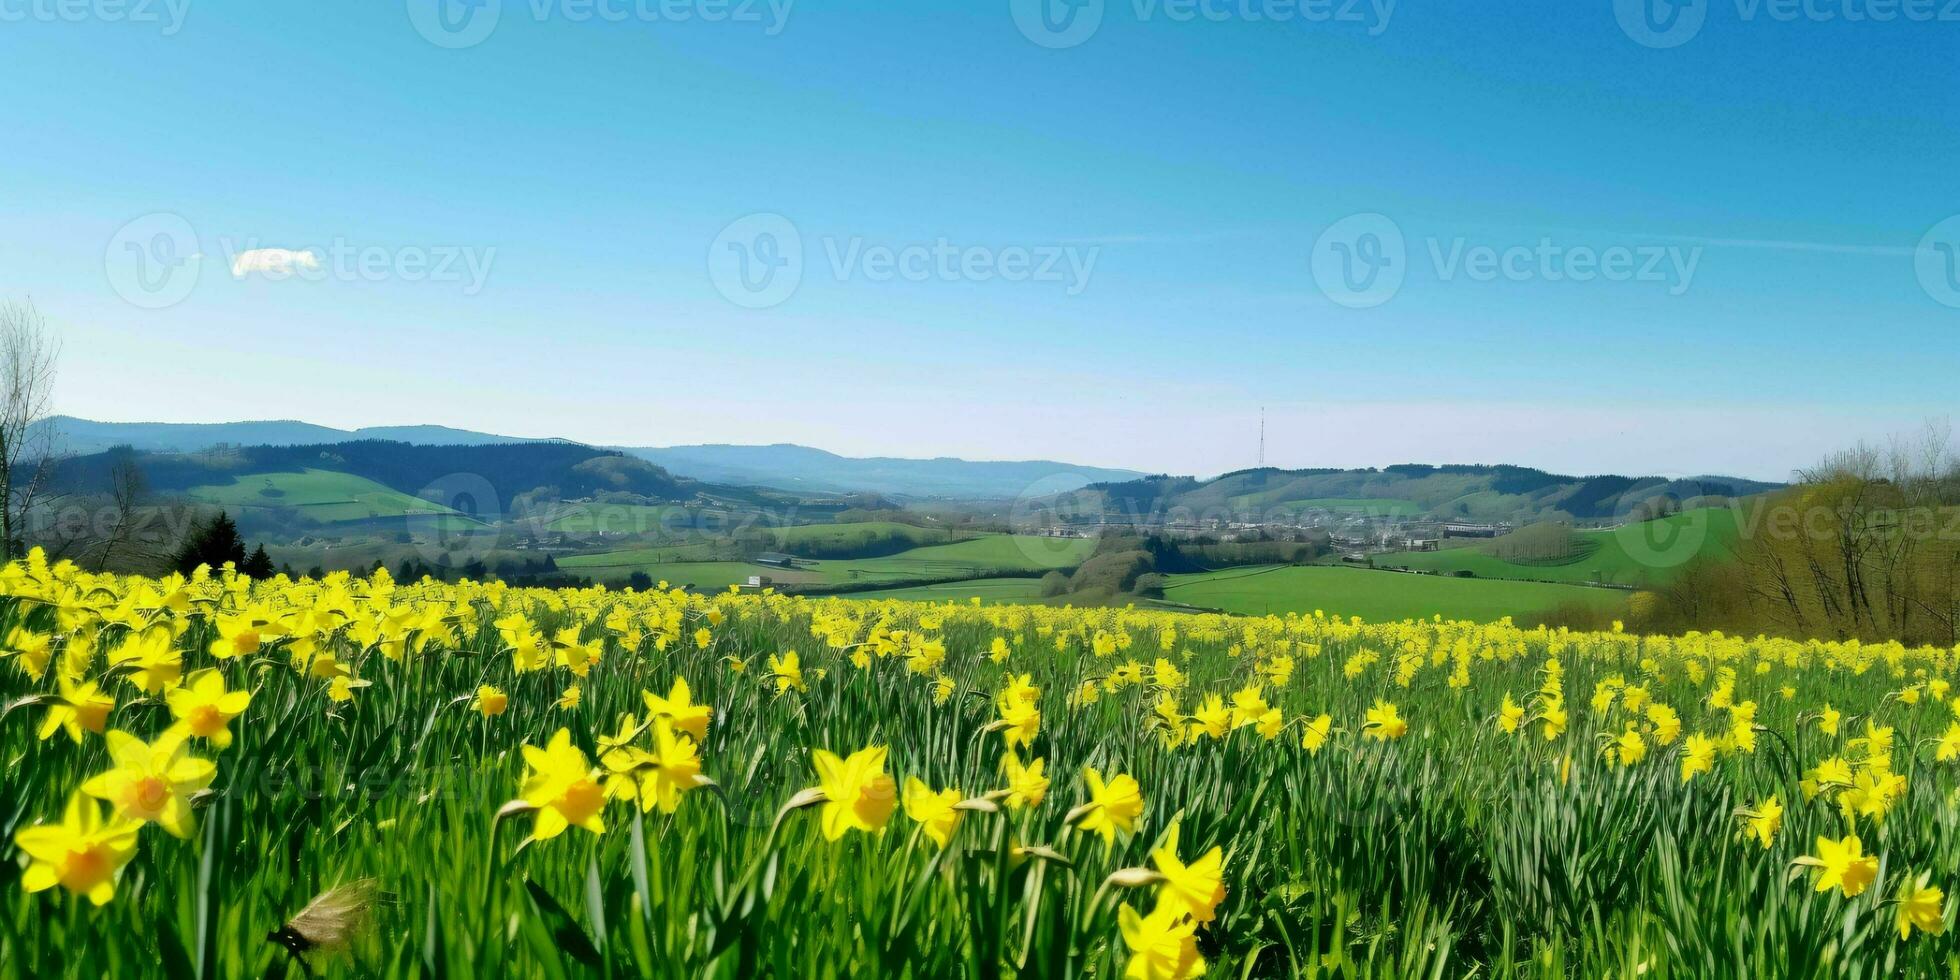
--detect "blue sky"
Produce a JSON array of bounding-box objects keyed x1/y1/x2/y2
[{"x1": 2, "y1": 0, "x2": 1956, "y2": 481}]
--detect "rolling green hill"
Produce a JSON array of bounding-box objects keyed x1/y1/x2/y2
[
  {"x1": 765, "y1": 521, "x2": 960, "y2": 558},
  {"x1": 186, "y1": 469, "x2": 465, "y2": 524},
  {"x1": 623, "y1": 443, "x2": 1143, "y2": 498},
  {"x1": 1162, "y1": 564, "x2": 1628, "y2": 623},
  {"x1": 1072, "y1": 465, "x2": 1780, "y2": 526},
  {"x1": 37, "y1": 416, "x2": 1145, "y2": 499},
  {"x1": 1371, "y1": 508, "x2": 1740, "y2": 586},
  {"x1": 37, "y1": 415, "x2": 550, "y2": 453},
  {"x1": 51, "y1": 440, "x2": 721, "y2": 514}
]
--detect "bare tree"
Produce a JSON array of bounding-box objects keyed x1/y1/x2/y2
[
  {"x1": 92, "y1": 448, "x2": 148, "y2": 572},
  {"x1": 0, "y1": 300, "x2": 61, "y2": 560}
]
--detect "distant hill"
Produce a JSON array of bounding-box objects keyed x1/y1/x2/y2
[
  {"x1": 1068, "y1": 464, "x2": 1783, "y2": 525},
  {"x1": 621, "y1": 444, "x2": 1144, "y2": 499},
  {"x1": 38, "y1": 417, "x2": 1144, "y2": 500},
  {"x1": 22, "y1": 440, "x2": 891, "y2": 576},
  {"x1": 42, "y1": 440, "x2": 703, "y2": 515},
  {"x1": 38, "y1": 416, "x2": 547, "y2": 454},
  {"x1": 35, "y1": 419, "x2": 1778, "y2": 510}
]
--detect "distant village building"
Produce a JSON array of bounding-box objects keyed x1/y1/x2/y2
[
  {"x1": 746, "y1": 574, "x2": 773, "y2": 587},
  {"x1": 1442, "y1": 522, "x2": 1512, "y2": 539},
  {"x1": 1163, "y1": 521, "x2": 1219, "y2": 533},
  {"x1": 1033, "y1": 527, "x2": 1087, "y2": 539}
]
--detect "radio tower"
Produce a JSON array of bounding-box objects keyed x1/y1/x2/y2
[{"x1": 1258, "y1": 406, "x2": 1266, "y2": 468}]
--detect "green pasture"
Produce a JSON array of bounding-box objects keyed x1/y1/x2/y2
[
  {"x1": 847, "y1": 578, "x2": 1051, "y2": 604},
  {"x1": 1163, "y1": 564, "x2": 1628, "y2": 623},
  {"x1": 1374, "y1": 508, "x2": 1740, "y2": 586},
  {"x1": 186, "y1": 469, "x2": 461, "y2": 524}
]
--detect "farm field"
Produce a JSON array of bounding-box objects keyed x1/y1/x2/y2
[
  {"x1": 1164, "y1": 564, "x2": 1629, "y2": 622},
  {"x1": 186, "y1": 469, "x2": 463, "y2": 524},
  {"x1": 847, "y1": 577, "x2": 1050, "y2": 603},
  {"x1": 1372, "y1": 508, "x2": 1741, "y2": 587},
  {"x1": 809, "y1": 534, "x2": 1093, "y2": 579},
  {"x1": 547, "y1": 542, "x2": 730, "y2": 568},
  {"x1": 764, "y1": 521, "x2": 959, "y2": 554},
  {"x1": 2, "y1": 551, "x2": 1953, "y2": 978},
  {"x1": 550, "y1": 558, "x2": 829, "y2": 590},
  {"x1": 557, "y1": 534, "x2": 1096, "y2": 590},
  {"x1": 541, "y1": 503, "x2": 694, "y2": 535},
  {"x1": 1364, "y1": 509, "x2": 1748, "y2": 584},
  {"x1": 262, "y1": 541, "x2": 543, "y2": 578}
]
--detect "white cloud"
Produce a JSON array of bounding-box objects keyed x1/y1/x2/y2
[{"x1": 230, "y1": 247, "x2": 320, "y2": 278}]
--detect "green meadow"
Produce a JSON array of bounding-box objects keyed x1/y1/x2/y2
[
  {"x1": 810, "y1": 535, "x2": 1095, "y2": 581},
  {"x1": 557, "y1": 534, "x2": 1097, "y2": 592},
  {"x1": 186, "y1": 469, "x2": 462, "y2": 524},
  {"x1": 1162, "y1": 565, "x2": 1628, "y2": 623},
  {"x1": 1372, "y1": 508, "x2": 1740, "y2": 587},
  {"x1": 542, "y1": 503, "x2": 694, "y2": 535},
  {"x1": 550, "y1": 559, "x2": 829, "y2": 590},
  {"x1": 765, "y1": 521, "x2": 958, "y2": 554},
  {"x1": 847, "y1": 577, "x2": 1052, "y2": 603}
]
